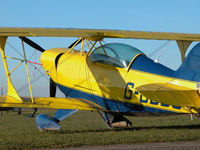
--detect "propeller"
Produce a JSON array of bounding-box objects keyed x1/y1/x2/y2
[
  {"x1": 68, "y1": 38, "x2": 83, "y2": 48},
  {"x1": 19, "y1": 37, "x2": 45, "y2": 52},
  {"x1": 50, "y1": 78, "x2": 57, "y2": 97},
  {"x1": 19, "y1": 37, "x2": 83, "y2": 97}
]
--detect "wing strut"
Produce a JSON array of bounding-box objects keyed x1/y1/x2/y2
[
  {"x1": 0, "y1": 36, "x2": 22, "y2": 103},
  {"x1": 176, "y1": 40, "x2": 192, "y2": 62},
  {"x1": 21, "y1": 39, "x2": 34, "y2": 103}
]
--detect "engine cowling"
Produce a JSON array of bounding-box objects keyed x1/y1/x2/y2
[{"x1": 40, "y1": 48, "x2": 69, "y2": 82}]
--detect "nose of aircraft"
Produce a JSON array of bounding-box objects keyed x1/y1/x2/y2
[{"x1": 40, "y1": 48, "x2": 67, "y2": 78}]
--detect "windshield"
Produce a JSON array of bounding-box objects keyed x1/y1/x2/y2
[{"x1": 89, "y1": 43, "x2": 143, "y2": 68}]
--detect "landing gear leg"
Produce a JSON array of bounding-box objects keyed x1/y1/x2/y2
[{"x1": 98, "y1": 111, "x2": 132, "y2": 128}]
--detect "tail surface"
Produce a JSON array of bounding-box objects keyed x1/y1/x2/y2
[{"x1": 173, "y1": 43, "x2": 200, "y2": 82}]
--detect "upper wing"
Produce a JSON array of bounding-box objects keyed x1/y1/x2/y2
[
  {"x1": 136, "y1": 82, "x2": 200, "y2": 108},
  {"x1": 0, "y1": 96, "x2": 105, "y2": 111},
  {"x1": 0, "y1": 27, "x2": 200, "y2": 41}
]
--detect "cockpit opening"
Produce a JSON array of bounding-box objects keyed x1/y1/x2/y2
[{"x1": 89, "y1": 43, "x2": 143, "y2": 68}]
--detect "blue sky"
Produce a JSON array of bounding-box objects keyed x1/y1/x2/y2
[
  {"x1": 1, "y1": 0, "x2": 199, "y2": 32},
  {"x1": 0, "y1": 0, "x2": 199, "y2": 96}
]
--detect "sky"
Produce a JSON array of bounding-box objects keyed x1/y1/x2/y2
[{"x1": 0, "y1": 0, "x2": 199, "y2": 97}]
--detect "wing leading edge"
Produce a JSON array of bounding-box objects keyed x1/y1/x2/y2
[{"x1": 0, "y1": 27, "x2": 200, "y2": 41}]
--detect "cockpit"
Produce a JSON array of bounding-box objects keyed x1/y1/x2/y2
[{"x1": 89, "y1": 43, "x2": 143, "y2": 68}]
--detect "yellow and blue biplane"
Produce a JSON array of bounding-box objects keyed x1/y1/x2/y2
[{"x1": 0, "y1": 27, "x2": 200, "y2": 130}]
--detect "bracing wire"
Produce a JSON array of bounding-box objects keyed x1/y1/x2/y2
[
  {"x1": 4, "y1": 41, "x2": 49, "y2": 93},
  {"x1": 7, "y1": 41, "x2": 24, "y2": 58},
  {"x1": 154, "y1": 41, "x2": 172, "y2": 63},
  {"x1": 148, "y1": 41, "x2": 170, "y2": 58}
]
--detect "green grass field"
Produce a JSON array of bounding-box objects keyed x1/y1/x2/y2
[{"x1": 0, "y1": 109, "x2": 200, "y2": 150}]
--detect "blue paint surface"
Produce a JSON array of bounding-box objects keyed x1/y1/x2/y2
[
  {"x1": 54, "y1": 109, "x2": 78, "y2": 122},
  {"x1": 130, "y1": 55, "x2": 174, "y2": 77},
  {"x1": 130, "y1": 43, "x2": 200, "y2": 82},
  {"x1": 173, "y1": 43, "x2": 200, "y2": 82},
  {"x1": 36, "y1": 114, "x2": 60, "y2": 131}
]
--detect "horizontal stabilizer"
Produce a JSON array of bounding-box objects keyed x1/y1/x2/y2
[{"x1": 136, "y1": 82, "x2": 200, "y2": 108}]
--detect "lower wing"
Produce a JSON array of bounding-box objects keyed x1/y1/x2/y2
[
  {"x1": 0, "y1": 96, "x2": 104, "y2": 111},
  {"x1": 136, "y1": 82, "x2": 200, "y2": 108}
]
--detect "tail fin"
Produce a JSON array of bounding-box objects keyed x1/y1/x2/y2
[{"x1": 173, "y1": 43, "x2": 200, "y2": 82}]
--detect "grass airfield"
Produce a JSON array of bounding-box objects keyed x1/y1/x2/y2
[{"x1": 0, "y1": 109, "x2": 200, "y2": 149}]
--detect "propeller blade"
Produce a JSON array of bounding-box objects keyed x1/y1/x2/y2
[
  {"x1": 50, "y1": 78, "x2": 57, "y2": 97},
  {"x1": 19, "y1": 36, "x2": 45, "y2": 52},
  {"x1": 68, "y1": 38, "x2": 83, "y2": 48}
]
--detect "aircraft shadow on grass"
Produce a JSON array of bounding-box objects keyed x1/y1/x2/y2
[{"x1": 52, "y1": 124, "x2": 200, "y2": 134}]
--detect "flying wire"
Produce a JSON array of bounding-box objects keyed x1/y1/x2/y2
[
  {"x1": 7, "y1": 41, "x2": 24, "y2": 58},
  {"x1": 148, "y1": 41, "x2": 170, "y2": 57},
  {"x1": 17, "y1": 63, "x2": 49, "y2": 93},
  {"x1": 4, "y1": 41, "x2": 50, "y2": 93},
  {"x1": 154, "y1": 41, "x2": 172, "y2": 63}
]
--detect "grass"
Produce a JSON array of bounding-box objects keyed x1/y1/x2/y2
[{"x1": 0, "y1": 109, "x2": 200, "y2": 149}]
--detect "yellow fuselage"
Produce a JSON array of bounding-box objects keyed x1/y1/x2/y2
[{"x1": 41, "y1": 48, "x2": 199, "y2": 114}]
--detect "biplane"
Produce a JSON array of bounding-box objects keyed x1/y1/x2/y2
[{"x1": 0, "y1": 27, "x2": 200, "y2": 131}]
